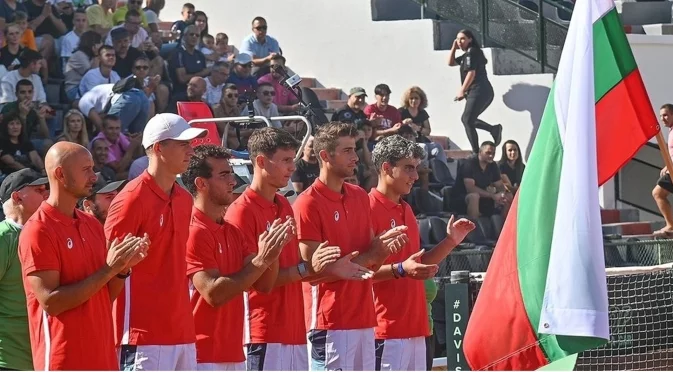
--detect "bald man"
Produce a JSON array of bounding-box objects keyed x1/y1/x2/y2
[
  {"x1": 187, "y1": 76, "x2": 207, "y2": 102},
  {"x1": 18, "y1": 142, "x2": 148, "y2": 370}
]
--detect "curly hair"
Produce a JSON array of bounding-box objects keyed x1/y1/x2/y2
[
  {"x1": 372, "y1": 135, "x2": 426, "y2": 174},
  {"x1": 400, "y1": 86, "x2": 428, "y2": 110},
  {"x1": 182, "y1": 144, "x2": 231, "y2": 196}
]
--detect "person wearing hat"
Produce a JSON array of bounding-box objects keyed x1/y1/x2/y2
[
  {"x1": 104, "y1": 113, "x2": 206, "y2": 370},
  {"x1": 168, "y1": 24, "x2": 208, "y2": 104},
  {"x1": 0, "y1": 169, "x2": 48, "y2": 371},
  {"x1": 332, "y1": 87, "x2": 369, "y2": 125},
  {"x1": 226, "y1": 52, "x2": 258, "y2": 97},
  {"x1": 79, "y1": 175, "x2": 127, "y2": 224}
]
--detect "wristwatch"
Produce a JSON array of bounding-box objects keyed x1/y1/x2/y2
[
  {"x1": 297, "y1": 262, "x2": 309, "y2": 278},
  {"x1": 116, "y1": 269, "x2": 132, "y2": 279}
]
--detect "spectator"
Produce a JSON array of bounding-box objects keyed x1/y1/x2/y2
[
  {"x1": 12, "y1": 11, "x2": 37, "y2": 52},
  {"x1": 185, "y1": 76, "x2": 206, "y2": 103},
  {"x1": 24, "y1": 0, "x2": 67, "y2": 78},
  {"x1": 78, "y1": 82, "x2": 150, "y2": 134},
  {"x1": 226, "y1": 52, "x2": 257, "y2": 97},
  {"x1": 399, "y1": 86, "x2": 433, "y2": 143},
  {"x1": 110, "y1": 26, "x2": 161, "y2": 78},
  {"x1": 239, "y1": 16, "x2": 280, "y2": 76},
  {"x1": 0, "y1": 49, "x2": 47, "y2": 106},
  {"x1": 449, "y1": 141, "x2": 512, "y2": 219},
  {"x1": 143, "y1": 0, "x2": 164, "y2": 33},
  {"x1": 204, "y1": 61, "x2": 229, "y2": 106},
  {"x1": 200, "y1": 33, "x2": 215, "y2": 63},
  {"x1": 55, "y1": 108, "x2": 89, "y2": 146},
  {"x1": 106, "y1": 9, "x2": 149, "y2": 49},
  {"x1": 59, "y1": 9, "x2": 88, "y2": 66},
  {"x1": 397, "y1": 124, "x2": 431, "y2": 191},
  {"x1": 169, "y1": 2, "x2": 193, "y2": 38},
  {"x1": 0, "y1": 111, "x2": 44, "y2": 175},
  {"x1": 53, "y1": 0, "x2": 74, "y2": 30},
  {"x1": 127, "y1": 152, "x2": 147, "y2": 180},
  {"x1": 90, "y1": 138, "x2": 117, "y2": 182},
  {"x1": 169, "y1": 24, "x2": 207, "y2": 102},
  {"x1": 63, "y1": 30, "x2": 101, "y2": 102},
  {"x1": 0, "y1": 0, "x2": 27, "y2": 30},
  {"x1": 357, "y1": 119, "x2": 375, "y2": 151},
  {"x1": 112, "y1": 0, "x2": 147, "y2": 27},
  {"x1": 240, "y1": 82, "x2": 280, "y2": 128},
  {"x1": 0, "y1": 23, "x2": 24, "y2": 72},
  {"x1": 498, "y1": 139, "x2": 525, "y2": 193},
  {"x1": 257, "y1": 55, "x2": 299, "y2": 114},
  {"x1": 86, "y1": 0, "x2": 114, "y2": 37},
  {"x1": 79, "y1": 44, "x2": 120, "y2": 95},
  {"x1": 1, "y1": 79, "x2": 51, "y2": 153},
  {"x1": 79, "y1": 176, "x2": 127, "y2": 223},
  {"x1": 291, "y1": 135, "x2": 318, "y2": 193},
  {"x1": 91, "y1": 114, "x2": 141, "y2": 179},
  {"x1": 71, "y1": 0, "x2": 94, "y2": 9},
  {"x1": 355, "y1": 122, "x2": 376, "y2": 190},
  {"x1": 0, "y1": 168, "x2": 48, "y2": 372},
  {"x1": 211, "y1": 83, "x2": 241, "y2": 148},
  {"x1": 653, "y1": 104, "x2": 673, "y2": 236},
  {"x1": 364, "y1": 83, "x2": 403, "y2": 139},
  {"x1": 215, "y1": 32, "x2": 237, "y2": 62},
  {"x1": 332, "y1": 87, "x2": 368, "y2": 125},
  {"x1": 132, "y1": 55, "x2": 166, "y2": 117}
]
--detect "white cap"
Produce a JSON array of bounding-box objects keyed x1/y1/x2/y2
[
  {"x1": 234, "y1": 53, "x2": 253, "y2": 65},
  {"x1": 142, "y1": 113, "x2": 207, "y2": 148}
]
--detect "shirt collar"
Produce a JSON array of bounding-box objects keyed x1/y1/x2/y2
[
  {"x1": 5, "y1": 217, "x2": 23, "y2": 229},
  {"x1": 191, "y1": 206, "x2": 222, "y2": 233},
  {"x1": 313, "y1": 179, "x2": 346, "y2": 202},
  {"x1": 41, "y1": 201, "x2": 78, "y2": 226},
  {"x1": 139, "y1": 170, "x2": 170, "y2": 201},
  {"x1": 243, "y1": 187, "x2": 276, "y2": 210},
  {"x1": 371, "y1": 188, "x2": 403, "y2": 211}
]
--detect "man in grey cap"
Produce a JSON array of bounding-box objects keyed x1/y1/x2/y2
[
  {"x1": 79, "y1": 175, "x2": 127, "y2": 224},
  {"x1": 332, "y1": 87, "x2": 369, "y2": 125},
  {"x1": 0, "y1": 169, "x2": 49, "y2": 371}
]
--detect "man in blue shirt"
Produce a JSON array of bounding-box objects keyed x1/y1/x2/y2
[
  {"x1": 239, "y1": 16, "x2": 281, "y2": 76},
  {"x1": 226, "y1": 53, "x2": 258, "y2": 100},
  {"x1": 169, "y1": 24, "x2": 208, "y2": 106}
]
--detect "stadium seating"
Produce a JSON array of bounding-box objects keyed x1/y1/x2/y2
[{"x1": 176, "y1": 101, "x2": 223, "y2": 148}]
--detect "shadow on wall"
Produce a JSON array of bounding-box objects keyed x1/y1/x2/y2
[{"x1": 502, "y1": 83, "x2": 551, "y2": 159}]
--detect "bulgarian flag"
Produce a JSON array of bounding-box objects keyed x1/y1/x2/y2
[{"x1": 462, "y1": 0, "x2": 660, "y2": 369}]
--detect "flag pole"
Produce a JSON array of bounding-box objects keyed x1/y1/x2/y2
[{"x1": 655, "y1": 131, "x2": 673, "y2": 176}]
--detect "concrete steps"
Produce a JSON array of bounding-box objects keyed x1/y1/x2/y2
[{"x1": 600, "y1": 208, "x2": 663, "y2": 239}]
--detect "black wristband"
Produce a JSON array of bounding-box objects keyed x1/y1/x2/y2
[{"x1": 116, "y1": 269, "x2": 131, "y2": 279}]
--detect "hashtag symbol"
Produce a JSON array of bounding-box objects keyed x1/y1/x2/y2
[{"x1": 454, "y1": 300, "x2": 460, "y2": 309}]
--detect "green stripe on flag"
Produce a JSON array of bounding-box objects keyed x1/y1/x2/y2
[{"x1": 594, "y1": 8, "x2": 637, "y2": 101}]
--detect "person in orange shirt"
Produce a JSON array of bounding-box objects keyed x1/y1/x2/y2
[
  {"x1": 226, "y1": 128, "x2": 356, "y2": 371},
  {"x1": 369, "y1": 135, "x2": 475, "y2": 370},
  {"x1": 104, "y1": 113, "x2": 207, "y2": 370},
  {"x1": 181, "y1": 144, "x2": 293, "y2": 371},
  {"x1": 18, "y1": 142, "x2": 147, "y2": 370},
  {"x1": 293, "y1": 122, "x2": 410, "y2": 371}
]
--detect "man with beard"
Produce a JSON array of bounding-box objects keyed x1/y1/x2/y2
[
  {"x1": 186, "y1": 76, "x2": 207, "y2": 103},
  {"x1": 181, "y1": 144, "x2": 293, "y2": 370},
  {"x1": 369, "y1": 135, "x2": 474, "y2": 371},
  {"x1": 79, "y1": 175, "x2": 127, "y2": 224},
  {"x1": 18, "y1": 142, "x2": 147, "y2": 370}
]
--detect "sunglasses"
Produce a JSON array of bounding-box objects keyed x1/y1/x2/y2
[
  {"x1": 261, "y1": 91, "x2": 276, "y2": 96},
  {"x1": 240, "y1": 63, "x2": 252, "y2": 68},
  {"x1": 226, "y1": 93, "x2": 239, "y2": 99},
  {"x1": 134, "y1": 65, "x2": 149, "y2": 70},
  {"x1": 254, "y1": 25, "x2": 268, "y2": 31},
  {"x1": 188, "y1": 32, "x2": 199, "y2": 37}
]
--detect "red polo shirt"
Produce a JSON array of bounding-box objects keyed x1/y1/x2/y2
[
  {"x1": 187, "y1": 207, "x2": 248, "y2": 363},
  {"x1": 19, "y1": 202, "x2": 117, "y2": 370},
  {"x1": 369, "y1": 189, "x2": 429, "y2": 339},
  {"x1": 104, "y1": 171, "x2": 196, "y2": 346},
  {"x1": 225, "y1": 188, "x2": 305, "y2": 345},
  {"x1": 293, "y1": 180, "x2": 377, "y2": 331}
]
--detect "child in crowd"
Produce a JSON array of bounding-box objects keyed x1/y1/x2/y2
[{"x1": 11, "y1": 12, "x2": 37, "y2": 51}]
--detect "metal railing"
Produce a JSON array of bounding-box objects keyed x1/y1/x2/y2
[{"x1": 415, "y1": 0, "x2": 572, "y2": 72}]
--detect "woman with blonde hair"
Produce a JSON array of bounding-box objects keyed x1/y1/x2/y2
[
  {"x1": 56, "y1": 109, "x2": 90, "y2": 147},
  {"x1": 399, "y1": 86, "x2": 433, "y2": 143}
]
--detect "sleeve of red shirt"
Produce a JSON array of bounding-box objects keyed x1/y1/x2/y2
[
  {"x1": 363, "y1": 104, "x2": 374, "y2": 117},
  {"x1": 18, "y1": 222, "x2": 60, "y2": 276},
  {"x1": 293, "y1": 195, "x2": 323, "y2": 243},
  {"x1": 104, "y1": 191, "x2": 142, "y2": 242},
  {"x1": 392, "y1": 107, "x2": 402, "y2": 124},
  {"x1": 224, "y1": 205, "x2": 258, "y2": 257},
  {"x1": 186, "y1": 225, "x2": 219, "y2": 276}
]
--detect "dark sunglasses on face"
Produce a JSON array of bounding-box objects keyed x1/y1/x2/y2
[
  {"x1": 134, "y1": 65, "x2": 149, "y2": 70},
  {"x1": 240, "y1": 63, "x2": 252, "y2": 68},
  {"x1": 226, "y1": 93, "x2": 239, "y2": 99},
  {"x1": 262, "y1": 91, "x2": 276, "y2": 96},
  {"x1": 188, "y1": 33, "x2": 199, "y2": 37},
  {"x1": 254, "y1": 25, "x2": 268, "y2": 31}
]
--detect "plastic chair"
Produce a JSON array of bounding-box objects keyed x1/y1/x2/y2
[{"x1": 176, "y1": 101, "x2": 222, "y2": 147}]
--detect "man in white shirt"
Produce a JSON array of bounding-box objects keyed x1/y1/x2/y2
[
  {"x1": 0, "y1": 49, "x2": 48, "y2": 106},
  {"x1": 105, "y1": 9, "x2": 149, "y2": 49},
  {"x1": 204, "y1": 61, "x2": 229, "y2": 107},
  {"x1": 79, "y1": 81, "x2": 150, "y2": 134},
  {"x1": 60, "y1": 8, "x2": 88, "y2": 66},
  {"x1": 79, "y1": 45, "x2": 120, "y2": 95},
  {"x1": 240, "y1": 82, "x2": 280, "y2": 128}
]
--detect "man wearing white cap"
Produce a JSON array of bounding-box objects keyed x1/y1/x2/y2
[{"x1": 104, "y1": 113, "x2": 207, "y2": 370}]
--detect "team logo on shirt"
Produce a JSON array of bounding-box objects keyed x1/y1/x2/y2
[
  {"x1": 160, "y1": 214, "x2": 164, "y2": 227},
  {"x1": 334, "y1": 211, "x2": 340, "y2": 221},
  {"x1": 390, "y1": 219, "x2": 396, "y2": 228},
  {"x1": 66, "y1": 238, "x2": 73, "y2": 249}
]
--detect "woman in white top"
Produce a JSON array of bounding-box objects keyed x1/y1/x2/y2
[{"x1": 64, "y1": 30, "x2": 102, "y2": 102}]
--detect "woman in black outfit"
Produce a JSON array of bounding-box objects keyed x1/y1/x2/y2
[
  {"x1": 498, "y1": 139, "x2": 526, "y2": 193},
  {"x1": 448, "y1": 29, "x2": 502, "y2": 153}
]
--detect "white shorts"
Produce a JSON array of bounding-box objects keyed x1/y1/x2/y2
[
  {"x1": 119, "y1": 343, "x2": 197, "y2": 371},
  {"x1": 197, "y1": 362, "x2": 246, "y2": 371},
  {"x1": 307, "y1": 328, "x2": 375, "y2": 371},
  {"x1": 245, "y1": 343, "x2": 308, "y2": 371},
  {"x1": 375, "y1": 337, "x2": 426, "y2": 371}
]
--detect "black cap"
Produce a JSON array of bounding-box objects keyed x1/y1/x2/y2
[
  {"x1": 0, "y1": 169, "x2": 48, "y2": 203},
  {"x1": 78, "y1": 174, "x2": 127, "y2": 209}
]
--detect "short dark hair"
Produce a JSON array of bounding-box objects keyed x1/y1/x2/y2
[
  {"x1": 98, "y1": 45, "x2": 115, "y2": 56},
  {"x1": 397, "y1": 124, "x2": 415, "y2": 137},
  {"x1": 182, "y1": 144, "x2": 231, "y2": 196},
  {"x1": 661, "y1": 104, "x2": 673, "y2": 112},
  {"x1": 270, "y1": 55, "x2": 286, "y2": 64},
  {"x1": 102, "y1": 114, "x2": 120, "y2": 127},
  {"x1": 74, "y1": 8, "x2": 86, "y2": 17},
  {"x1": 15, "y1": 79, "x2": 33, "y2": 94},
  {"x1": 252, "y1": 16, "x2": 267, "y2": 25},
  {"x1": 480, "y1": 141, "x2": 496, "y2": 149},
  {"x1": 133, "y1": 55, "x2": 150, "y2": 66},
  {"x1": 125, "y1": 9, "x2": 141, "y2": 20},
  {"x1": 91, "y1": 137, "x2": 107, "y2": 148},
  {"x1": 18, "y1": 49, "x2": 42, "y2": 69},
  {"x1": 213, "y1": 61, "x2": 230, "y2": 70},
  {"x1": 313, "y1": 122, "x2": 359, "y2": 166},
  {"x1": 374, "y1": 83, "x2": 392, "y2": 96},
  {"x1": 372, "y1": 135, "x2": 426, "y2": 174},
  {"x1": 248, "y1": 127, "x2": 300, "y2": 161},
  {"x1": 183, "y1": 3, "x2": 195, "y2": 9},
  {"x1": 222, "y1": 83, "x2": 237, "y2": 92},
  {"x1": 257, "y1": 82, "x2": 273, "y2": 91},
  {"x1": 202, "y1": 33, "x2": 214, "y2": 41}
]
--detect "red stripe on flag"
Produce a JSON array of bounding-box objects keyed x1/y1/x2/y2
[
  {"x1": 464, "y1": 194, "x2": 549, "y2": 370},
  {"x1": 596, "y1": 68, "x2": 660, "y2": 185}
]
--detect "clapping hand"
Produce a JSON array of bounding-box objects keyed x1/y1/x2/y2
[{"x1": 445, "y1": 215, "x2": 475, "y2": 246}]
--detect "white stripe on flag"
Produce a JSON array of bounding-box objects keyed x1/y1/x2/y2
[{"x1": 538, "y1": 0, "x2": 611, "y2": 339}]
